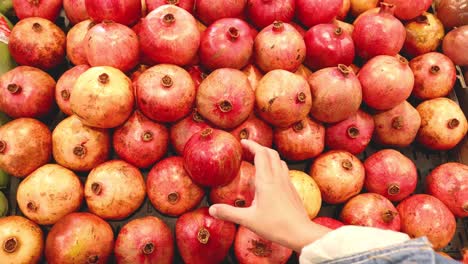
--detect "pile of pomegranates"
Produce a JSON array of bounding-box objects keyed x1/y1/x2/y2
[{"x1": 0, "y1": 0, "x2": 467, "y2": 262}]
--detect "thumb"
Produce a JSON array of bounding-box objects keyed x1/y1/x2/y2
[{"x1": 209, "y1": 204, "x2": 250, "y2": 226}]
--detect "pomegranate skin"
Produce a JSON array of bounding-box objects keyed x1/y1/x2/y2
[
  {"x1": 8, "y1": 17, "x2": 66, "y2": 70},
  {"x1": 443, "y1": 25, "x2": 468, "y2": 66},
  {"x1": 274, "y1": 118, "x2": 325, "y2": 162},
  {"x1": 437, "y1": 0, "x2": 468, "y2": 29},
  {"x1": 147, "y1": 157, "x2": 205, "y2": 216},
  {"x1": 45, "y1": 212, "x2": 114, "y2": 264},
  {"x1": 176, "y1": 207, "x2": 236, "y2": 264},
  {"x1": 295, "y1": 64, "x2": 313, "y2": 80},
  {"x1": 17, "y1": 164, "x2": 83, "y2": 225},
  {"x1": 185, "y1": 65, "x2": 206, "y2": 90},
  {"x1": 241, "y1": 64, "x2": 263, "y2": 91},
  {"x1": 403, "y1": 13, "x2": 445, "y2": 57},
  {"x1": 256, "y1": 70, "x2": 312, "y2": 128},
  {"x1": 310, "y1": 150, "x2": 365, "y2": 204},
  {"x1": 196, "y1": 68, "x2": 254, "y2": 129},
  {"x1": 340, "y1": 193, "x2": 401, "y2": 231},
  {"x1": 359, "y1": 55, "x2": 414, "y2": 110},
  {"x1": 426, "y1": 163, "x2": 468, "y2": 218},
  {"x1": 337, "y1": 0, "x2": 351, "y2": 19},
  {"x1": 312, "y1": 217, "x2": 345, "y2": 230},
  {"x1": 184, "y1": 128, "x2": 242, "y2": 187},
  {"x1": 289, "y1": 170, "x2": 322, "y2": 219},
  {"x1": 325, "y1": 110, "x2": 374, "y2": 155},
  {"x1": 56, "y1": 65, "x2": 90, "y2": 116},
  {"x1": 350, "y1": 0, "x2": 379, "y2": 17},
  {"x1": 0, "y1": 216, "x2": 43, "y2": 264},
  {"x1": 397, "y1": 194, "x2": 456, "y2": 249},
  {"x1": 170, "y1": 111, "x2": 211, "y2": 155},
  {"x1": 333, "y1": 19, "x2": 354, "y2": 36},
  {"x1": 195, "y1": 0, "x2": 246, "y2": 25},
  {"x1": 115, "y1": 216, "x2": 174, "y2": 264},
  {"x1": 304, "y1": 24, "x2": 355, "y2": 70},
  {"x1": 146, "y1": 0, "x2": 194, "y2": 13},
  {"x1": 309, "y1": 65, "x2": 362, "y2": 123},
  {"x1": 0, "y1": 118, "x2": 51, "y2": 178},
  {"x1": 63, "y1": 0, "x2": 89, "y2": 25},
  {"x1": 296, "y1": 0, "x2": 343, "y2": 27},
  {"x1": 0, "y1": 66, "x2": 55, "y2": 118},
  {"x1": 13, "y1": 0, "x2": 62, "y2": 21},
  {"x1": 383, "y1": 0, "x2": 432, "y2": 20},
  {"x1": 85, "y1": 0, "x2": 141, "y2": 26},
  {"x1": 234, "y1": 226, "x2": 293, "y2": 264},
  {"x1": 246, "y1": 0, "x2": 296, "y2": 29},
  {"x1": 416, "y1": 98, "x2": 468, "y2": 150},
  {"x1": 373, "y1": 101, "x2": 421, "y2": 147},
  {"x1": 66, "y1": 19, "x2": 93, "y2": 66}
]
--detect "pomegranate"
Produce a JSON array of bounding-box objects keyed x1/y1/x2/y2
[
  {"x1": 170, "y1": 111, "x2": 211, "y2": 155},
  {"x1": 256, "y1": 70, "x2": 312, "y2": 128},
  {"x1": 17, "y1": 164, "x2": 83, "y2": 225},
  {"x1": 229, "y1": 115, "x2": 273, "y2": 161},
  {"x1": 85, "y1": 0, "x2": 141, "y2": 26},
  {"x1": 242, "y1": 64, "x2": 263, "y2": 91},
  {"x1": 426, "y1": 163, "x2": 468, "y2": 218},
  {"x1": 147, "y1": 0, "x2": 194, "y2": 13},
  {"x1": 70, "y1": 66, "x2": 134, "y2": 128},
  {"x1": 0, "y1": 216, "x2": 43, "y2": 263},
  {"x1": 115, "y1": 216, "x2": 174, "y2": 264},
  {"x1": 310, "y1": 150, "x2": 365, "y2": 204},
  {"x1": 13, "y1": 0, "x2": 62, "y2": 21},
  {"x1": 66, "y1": 19, "x2": 93, "y2": 66},
  {"x1": 333, "y1": 19, "x2": 354, "y2": 36},
  {"x1": 290, "y1": 22, "x2": 307, "y2": 37},
  {"x1": 45, "y1": 212, "x2": 114, "y2": 264},
  {"x1": 85, "y1": 160, "x2": 146, "y2": 220},
  {"x1": 85, "y1": 21, "x2": 139, "y2": 72},
  {"x1": 304, "y1": 24, "x2": 355, "y2": 70},
  {"x1": 373, "y1": 101, "x2": 421, "y2": 147},
  {"x1": 296, "y1": 0, "x2": 343, "y2": 27},
  {"x1": 463, "y1": 248, "x2": 468, "y2": 263},
  {"x1": 437, "y1": 0, "x2": 468, "y2": 29},
  {"x1": 338, "y1": 0, "x2": 351, "y2": 19},
  {"x1": 140, "y1": 5, "x2": 200, "y2": 66},
  {"x1": 63, "y1": 0, "x2": 89, "y2": 25},
  {"x1": 8, "y1": 17, "x2": 66, "y2": 70},
  {"x1": 312, "y1": 217, "x2": 345, "y2": 230},
  {"x1": 274, "y1": 118, "x2": 325, "y2": 161},
  {"x1": 397, "y1": 194, "x2": 456, "y2": 249},
  {"x1": 254, "y1": 21, "x2": 306, "y2": 72},
  {"x1": 176, "y1": 207, "x2": 236, "y2": 264},
  {"x1": 199, "y1": 18, "x2": 253, "y2": 70},
  {"x1": 0, "y1": 66, "x2": 55, "y2": 118},
  {"x1": 136, "y1": 64, "x2": 195, "y2": 123},
  {"x1": 132, "y1": 20, "x2": 158, "y2": 66},
  {"x1": 349, "y1": 0, "x2": 379, "y2": 17},
  {"x1": 184, "y1": 128, "x2": 242, "y2": 187},
  {"x1": 56, "y1": 65, "x2": 90, "y2": 116},
  {"x1": 246, "y1": 0, "x2": 295, "y2": 29},
  {"x1": 403, "y1": 13, "x2": 445, "y2": 57},
  {"x1": 289, "y1": 170, "x2": 322, "y2": 219},
  {"x1": 234, "y1": 226, "x2": 293, "y2": 264},
  {"x1": 196, "y1": 68, "x2": 254, "y2": 129},
  {"x1": 443, "y1": 25, "x2": 468, "y2": 66},
  {"x1": 359, "y1": 55, "x2": 414, "y2": 110},
  {"x1": 295, "y1": 64, "x2": 313, "y2": 80},
  {"x1": 195, "y1": 0, "x2": 246, "y2": 25},
  {"x1": 325, "y1": 110, "x2": 374, "y2": 155},
  {"x1": 210, "y1": 161, "x2": 255, "y2": 208},
  {"x1": 352, "y1": 3, "x2": 406, "y2": 59},
  {"x1": 147, "y1": 157, "x2": 204, "y2": 216},
  {"x1": 416, "y1": 98, "x2": 468, "y2": 150},
  {"x1": 185, "y1": 65, "x2": 206, "y2": 90},
  {"x1": 0, "y1": 118, "x2": 51, "y2": 178},
  {"x1": 383, "y1": 0, "x2": 432, "y2": 20}
]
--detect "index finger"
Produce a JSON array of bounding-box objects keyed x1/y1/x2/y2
[{"x1": 240, "y1": 139, "x2": 265, "y2": 155}]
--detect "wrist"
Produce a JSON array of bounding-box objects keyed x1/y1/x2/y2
[{"x1": 289, "y1": 220, "x2": 332, "y2": 253}]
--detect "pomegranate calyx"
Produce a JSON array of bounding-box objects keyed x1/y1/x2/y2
[
  {"x1": 32, "y1": 22, "x2": 42, "y2": 32},
  {"x1": 91, "y1": 182, "x2": 103, "y2": 195},
  {"x1": 334, "y1": 27, "x2": 343, "y2": 36},
  {"x1": 430, "y1": 65, "x2": 441, "y2": 74},
  {"x1": 200, "y1": 128, "x2": 213, "y2": 138},
  {"x1": 163, "y1": 14, "x2": 176, "y2": 25},
  {"x1": 272, "y1": 21, "x2": 284, "y2": 32},
  {"x1": 87, "y1": 255, "x2": 99, "y2": 264},
  {"x1": 7, "y1": 84, "x2": 21, "y2": 94},
  {"x1": 161, "y1": 75, "x2": 173, "y2": 88},
  {"x1": 347, "y1": 126, "x2": 360, "y2": 139},
  {"x1": 341, "y1": 159, "x2": 353, "y2": 170},
  {"x1": 197, "y1": 227, "x2": 210, "y2": 244},
  {"x1": 227, "y1": 27, "x2": 240, "y2": 41},
  {"x1": 338, "y1": 64, "x2": 350, "y2": 76},
  {"x1": 397, "y1": 55, "x2": 408, "y2": 65},
  {"x1": 27, "y1": 201, "x2": 38, "y2": 212},
  {"x1": 0, "y1": 140, "x2": 5, "y2": 153},
  {"x1": 142, "y1": 242, "x2": 155, "y2": 254},
  {"x1": 3, "y1": 237, "x2": 18, "y2": 253},
  {"x1": 167, "y1": 0, "x2": 180, "y2": 4},
  {"x1": 239, "y1": 128, "x2": 250, "y2": 139},
  {"x1": 463, "y1": 203, "x2": 468, "y2": 212},
  {"x1": 167, "y1": 192, "x2": 180, "y2": 204},
  {"x1": 142, "y1": 131, "x2": 154, "y2": 142},
  {"x1": 98, "y1": 73, "x2": 110, "y2": 84},
  {"x1": 382, "y1": 210, "x2": 397, "y2": 223},
  {"x1": 448, "y1": 118, "x2": 460, "y2": 129},
  {"x1": 192, "y1": 111, "x2": 204, "y2": 122},
  {"x1": 61, "y1": 90, "x2": 70, "y2": 100},
  {"x1": 387, "y1": 184, "x2": 400, "y2": 195},
  {"x1": 248, "y1": 240, "x2": 272, "y2": 257},
  {"x1": 234, "y1": 199, "x2": 246, "y2": 207},
  {"x1": 292, "y1": 121, "x2": 304, "y2": 132},
  {"x1": 297, "y1": 92, "x2": 307, "y2": 103},
  {"x1": 415, "y1": 15, "x2": 429, "y2": 24},
  {"x1": 219, "y1": 100, "x2": 233, "y2": 113},
  {"x1": 73, "y1": 145, "x2": 87, "y2": 157},
  {"x1": 379, "y1": 2, "x2": 395, "y2": 15},
  {"x1": 391, "y1": 116, "x2": 404, "y2": 130}
]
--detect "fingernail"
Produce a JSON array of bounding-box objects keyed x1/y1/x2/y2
[{"x1": 208, "y1": 206, "x2": 217, "y2": 217}]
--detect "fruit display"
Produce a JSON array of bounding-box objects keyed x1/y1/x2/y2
[{"x1": 0, "y1": 1, "x2": 467, "y2": 263}]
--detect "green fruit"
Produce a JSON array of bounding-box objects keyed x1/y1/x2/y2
[
  {"x1": 0, "y1": 1, "x2": 13, "y2": 17},
  {"x1": 0, "y1": 12, "x2": 15, "y2": 75},
  {"x1": 0, "y1": 191, "x2": 8, "y2": 217},
  {"x1": 0, "y1": 112, "x2": 10, "y2": 189}
]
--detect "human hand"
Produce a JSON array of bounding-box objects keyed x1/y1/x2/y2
[{"x1": 209, "y1": 140, "x2": 330, "y2": 252}]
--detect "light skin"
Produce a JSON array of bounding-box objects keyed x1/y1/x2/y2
[{"x1": 209, "y1": 139, "x2": 331, "y2": 253}]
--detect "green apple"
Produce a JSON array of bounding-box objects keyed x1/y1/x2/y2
[
  {"x1": 0, "y1": 191, "x2": 8, "y2": 217},
  {"x1": 0, "y1": 1, "x2": 13, "y2": 17},
  {"x1": 0, "y1": 112, "x2": 10, "y2": 189}
]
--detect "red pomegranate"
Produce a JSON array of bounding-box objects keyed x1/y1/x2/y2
[
  {"x1": 373, "y1": 101, "x2": 421, "y2": 147},
  {"x1": 176, "y1": 207, "x2": 236, "y2": 264},
  {"x1": 17, "y1": 164, "x2": 83, "y2": 225},
  {"x1": 185, "y1": 65, "x2": 206, "y2": 90},
  {"x1": 66, "y1": 19, "x2": 93, "y2": 66},
  {"x1": 147, "y1": 157, "x2": 204, "y2": 216},
  {"x1": 8, "y1": 17, "x2": 66, "y2": 70},
  {"x1": 274, "y1": 118, "x2": 325, "y2": 161},
  {"x1": 230, "y1": 115, "x2": 273, "y2": 161},
  {"x1": 427, "y1": 163, "x2": 468, "y2": 218},
  {"x1": 242, "y1": 64, "x2": 263, "y2": 91},
  {"x1": 0, "y1": 66, "x2": 55, "y2": 118},
  {"x1": 0, "y1": 118, "x2": 51, "y2": 178},
  {"x1": 352, "y1": 3, "x2": 406, "y2": 59},
  {"x1": 0, "y1": 216, "x2": 43, "y2": 263},
  {"x1": 210, "y1": 161, "x2": 255, "y2": 208},
  {"x1": 340, "y1": 193, "x2": 401, "y2": 231},
  {"x1": 56, "y1": 65, "x2": 90, "y2": 116},
  {"x1": 296, "y1": 0, "x2": 343, "y2": 27},
  {"x1": 290, "y1": 22, "x2": 307, "y2": 37},
  {"x1": 338, "y1": 0, "x2": 351, "y2": 19},
  {"x1": 132, "y1": 20, "x2": 158, "y2": 66},
  {"x1": 184, "y1": 128, "x2": 242, "y2": 187},
  {"x1": 309, "y1": 65, "x2": 362, "y2": 123},
  {"x1": 146, "y1": 0, "x2": 194, "y2": 13},
  {"x1": 256, "y1": 70, "x2": 312, "y2": 128},
  {"x1": 199, "y1": 18, "x2": 253, "y2": 70},
  {"x1": 136, "y1": 64, "x2": 195, "y2": 123},
  {"x1": 196, "y1": 68, "x2": 254, "y2": 129},
  {"x1": 254, "y1": 21, "x2": 306, "y2": 72},
  {"x1": 313, "y1": 217, "x2": 345, "y2": 230},
  {"x1": 295, "y1": 64, "x2": 313, "y2": 80},
  {"x1": 195, "y1": 0, "x2": 246, "y2": 25},
  {"x1": 85, "y1": 0, "x2": 141, "y2": 26},
  {"x1": 63, "y1": 0, "x2": 89, "y2": 25},
  {"x1": 304, "y1": 24, "x2": 355, "y2": 70},
  {"x1": 12, "y1": 0, "x2": 62, "y2": 21},
  {"x1": 333, "y1": 19, "x2": 354, "y2": 36},
  {"x1": 234, "y1": 226, "x2": 293, "y2": 264},
  {"x1": 140, "y1": 5, "x2": 200, "y2": 66},
  {"x1": 359, "y1": 55, "x2": 414, "y2": 110},
  {"x1": 417, "y1": 98, "x2": 468, "y2": 150},
  {"x1": 397, "y1": 194, "x2": 456, "y2": 249},
  {"x1": 403, "y1": 13, "x2": 445, "y2": 57},
  {"x1": 325, "y1": 110, "x2": 374, "y2": 155},
  {"x1": 115, "y1": 216, "x2": 174, "y2": 264},
  {"x1": 443, "y1": 25, "x2": 468, "y2": 66},
  {"x1": 45, "y1": 212, "x2": 114, "y2": 264},
  {"x1": 310, "y1": 150, "x2": 365, "y2": 204},
  {"x1": 383, "y1": 0, "x2": 432, "y2": 20},
  {"x1": 246, "y1": 0, "x2": 295, "y2": 29},
  {"x1": 170, "y1": 111, "x2": 211, "y2": 155},
  {"x1": 437, "y1": 0, "x2": 468, "y2": 29}
]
